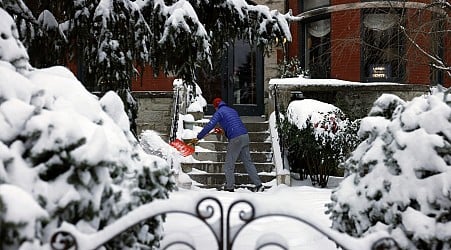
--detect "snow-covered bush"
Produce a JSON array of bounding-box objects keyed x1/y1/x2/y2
[
  {"x1": 277, "y1": 56, "x2": 307, "y2": 78},
  {"x1": 326, "y1": 90, "x2": 451, "y2": 249},
  {"x1": 0, "y1": 10, "x2": 176, "y2": 249},
  {"x1": 280, "y1": 99, "x2": 360, "y2": 187}
]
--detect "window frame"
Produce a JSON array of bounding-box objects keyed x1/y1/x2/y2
[
  {"x1": 360, "y1": 8, "x2": 406, "y2": 83},
  {"x1": 302, "y1": 16, "x2": 331, "y2": 79}
]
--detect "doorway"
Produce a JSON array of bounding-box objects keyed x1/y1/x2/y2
[{"x1": 198, "y1": 40, "x2": 264, "y2": 116}]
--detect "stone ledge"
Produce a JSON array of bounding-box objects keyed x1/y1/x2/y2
[
  {"x1": 132, "y1": 91, "x2": 173, "y2": 98},
  {"x1": 277, "y1": 84, "x2": 429, "y2": 92}
]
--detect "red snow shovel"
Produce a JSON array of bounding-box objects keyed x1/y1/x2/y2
[
  {"x1": 170, "y1": 139, "x2": 195, "y2": 157},
  {"x1": 170, "y1": 128, "x2": 222, "y2": 157}
]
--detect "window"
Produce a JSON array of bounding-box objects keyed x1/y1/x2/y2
[
  {"x1": 232, "y1": 40, "x2": 257, "y2": 105},
  {"x1": 362, "y1": 10, "x2": 404, "y2": 82},
  {"x1": 305, "y1": 18, "x2": 331, "y2": 78},
  {"x1": 302, "y1": 0, "x2": 331, "y2": 79}
]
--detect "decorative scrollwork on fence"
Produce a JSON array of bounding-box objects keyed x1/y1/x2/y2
[
  {"x1": 192, "y1": 196, "x2": 224, "y2": 249},
  {"x1": 50, "y1": 195, "x2": 399, "y2": 250},
  {"x1": 50, "y1": 231, "x2": 76, "y2": 250}
]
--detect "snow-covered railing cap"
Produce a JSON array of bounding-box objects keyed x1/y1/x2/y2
[{"x1": 50, "y1": 194, "x2": 400, "y2": 250}]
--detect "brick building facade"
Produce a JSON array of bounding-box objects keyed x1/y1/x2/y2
[
  {"x1": 125, "y1": 0, "x2": 448, "y2": 136},
  {"x1": 285, "y1": 0, "x2": 450, "y2": 86},
  {"x1": 129, "y1": 1, "x2": 449, "y2": 121}
]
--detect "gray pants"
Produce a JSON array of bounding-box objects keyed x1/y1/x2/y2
[{"x1": 224, "y1": 134, "x2": 262, "y2": 189}]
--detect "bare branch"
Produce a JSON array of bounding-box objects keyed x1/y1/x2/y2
[{"x1": 400, "y1": 25, "x2": 451, "y2": 78}]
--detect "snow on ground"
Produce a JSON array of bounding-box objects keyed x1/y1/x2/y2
[
  {"x1": 162, "y1": 181, "x2": 339, "y2": 250},
  {"x1": 1, "y1": 3, "x2": 446, "y2": 249},
  {"x1": 155, "y1": 82, "x2": 345, "y2": 250}
]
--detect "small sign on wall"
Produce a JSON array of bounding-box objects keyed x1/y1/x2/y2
[{"x1": 369, "y1": 64, "x2": 391, "y2": 79}]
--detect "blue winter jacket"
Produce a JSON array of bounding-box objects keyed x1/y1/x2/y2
[{"x1": 197, "y1": 101, "x2": 248, "y2": 140}]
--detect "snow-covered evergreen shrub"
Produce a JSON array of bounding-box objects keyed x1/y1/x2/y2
[
  {"x1": 0, "y1": 65, "x2": 176, "y2": 249},
  {"x1": 326, "y1": 90, "x2": 451, "y2": 249},
  {"x1": 0, "y1": 12, "x2": 176, "y2": 248},
  {"x1": 280, "y1": 100, "x2": 360, "y2": 187}
]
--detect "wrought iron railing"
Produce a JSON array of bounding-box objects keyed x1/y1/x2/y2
[
  {"x1": 50, "y1": 194, "x2": 399, "y2": 250},
  {"x1": 170, "y1": 82, "x2": 183, "y2": 142},
  {"x1": 272, "y1": 84, "x2": 287, "y2": 171}
]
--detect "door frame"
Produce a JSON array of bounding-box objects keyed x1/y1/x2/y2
[
  {"x1": 204, "y1": 40, "x2": 264, "y2": 116},
  {"x1": 225, "y1": 41, "x2": 264, "y2": 116}
]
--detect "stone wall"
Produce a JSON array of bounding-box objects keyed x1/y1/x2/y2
[
  {"x1": 133, "y1": 91, "x2": 173, "y2": 139},
  {"x1": 133, "y1": 81, "x2": 430, "y2": 140},
  {"x1": 268, "y1": 80, "x2": 430, "y2": 120},
  {"x1": 254, "y1": 0, "x2": 285, "y2": 118}
]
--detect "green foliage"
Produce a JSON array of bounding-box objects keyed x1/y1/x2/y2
[
  {"x1": 277, "y1": 56, "x2": 307, "y2": 78},
  {"x1": 326, "y1": 90, "x2": 451, "y2": 249},
  {"x1": 0, "y1": 65, "x2": 176, "y2": 249},
  {"x1": 0, "y1": 198, "x2": 25, "y2": 248},
  {"x1": 279, "y1": 113, "x2": 308, "y2": 179},
  {"x1": 1, "y1": 0, "x2": 296, "y2": 135},
  {"x1": 279, "y1": 109, "x2": 360, "y2": 187}
]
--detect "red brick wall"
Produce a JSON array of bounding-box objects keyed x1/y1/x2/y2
[
  {"x1": 444, "y1": 14, "x2": 451, "y2": 87},
  {"x1": 64, "y1": 60, "x2": 173, "y2": 91},
  {"x1": 404, "y1": 9, "x2": 431, "y2": 85},
  {"x1": 287, "y1": 0, "x2": 449, "y2": 86},
  {"x1": 286, "y1": 0, "x2": 300, "y2": 60},
  {"x1": 330, "y1": 9, "x2": 361, "y2": 81},
  {"x1": 287, "y1": 21, "x2": 300, "y2": 60},
  {"x1": 332, "y1": 0, "x2": 355, "y2": 4},
  {"x1": 131, "y1": 67, "x2": 174, "y2": 91}
]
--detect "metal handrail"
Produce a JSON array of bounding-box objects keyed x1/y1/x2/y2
[
  {"x1": 170, "y1": 84, "x2": 182, "y2": 142},
  {"x1": 273, "y1": 84, "x2": 286, "y2": 170}
]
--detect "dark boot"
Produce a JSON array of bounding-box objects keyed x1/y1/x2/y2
[{"x1": 254, "y1": 184, "x2": 264, "y2": 192}]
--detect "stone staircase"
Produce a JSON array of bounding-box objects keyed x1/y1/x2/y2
[{"x1": 181, "y1": 116, "x2": 276, "y2": 189}]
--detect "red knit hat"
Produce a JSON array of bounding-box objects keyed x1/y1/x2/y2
[{"x1": 212, "y1": 98, "x2": 222, "y2": 108}]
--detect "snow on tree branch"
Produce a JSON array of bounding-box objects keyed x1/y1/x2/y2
[
  {"x1": 137, "y1": 0, "x2": 297, "y2": 82},
  {"x1": 0, "y1": 0, "x2": 36, "y2": 23},
  {"x1": 156, "y1": 0, "x2": 211, "y2": 57},
  {"x1": 2, "y1": 0, "x2": 299, "y2": 128}
]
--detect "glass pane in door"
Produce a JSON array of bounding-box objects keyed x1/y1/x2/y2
[
  {"x1": 232, "y1": 40, "x2": 256, "y2": 105},
  {"x1": 196, "y1": 49, "x2": 225, "y2": 115}
]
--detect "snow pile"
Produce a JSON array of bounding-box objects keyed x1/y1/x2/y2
[
  {"x1": 139, "y1": 79, "x2": 202, "y2": 188},
  {"x1": 287, "y1": 99, "x2": 341, "y2": 131},
  {"x1": 327, "y1": 89, "x2": 451, "y2": 249},
  {"x1": 139, "y1": 130, "x2": 195, "y2": 189},
  {"x1": 0, "y1": 10, "x2": 175, "y2": 249},
  {"x1": 0, "y1": 8, "x2": 31, "y2": 71}
]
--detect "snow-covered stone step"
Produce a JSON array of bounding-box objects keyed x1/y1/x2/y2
[
  {"x1": 182, "y1": 162, "x2": 274, "y2": 173},
  {"x1": 192, "y1": 183, "x2": 271, "y2": 190},
  {"x1": 184, "y1": 120, "x2": 270, "y2": 132},
  {"x1": 202, "y1": 131, "x2": 270, "y2": 142},
  {"x1": 188, "y1": 172, "x2": 276, "y2": 187},
  {"x1": 196, "y1": 141, "x2": 272, "y2": 152},
  {"x1": 181, "y1": 115, "x2": 275, "y2": 188},
  {"x1": 191, "y1": 151, "x2": 273, "y2": 163}
]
